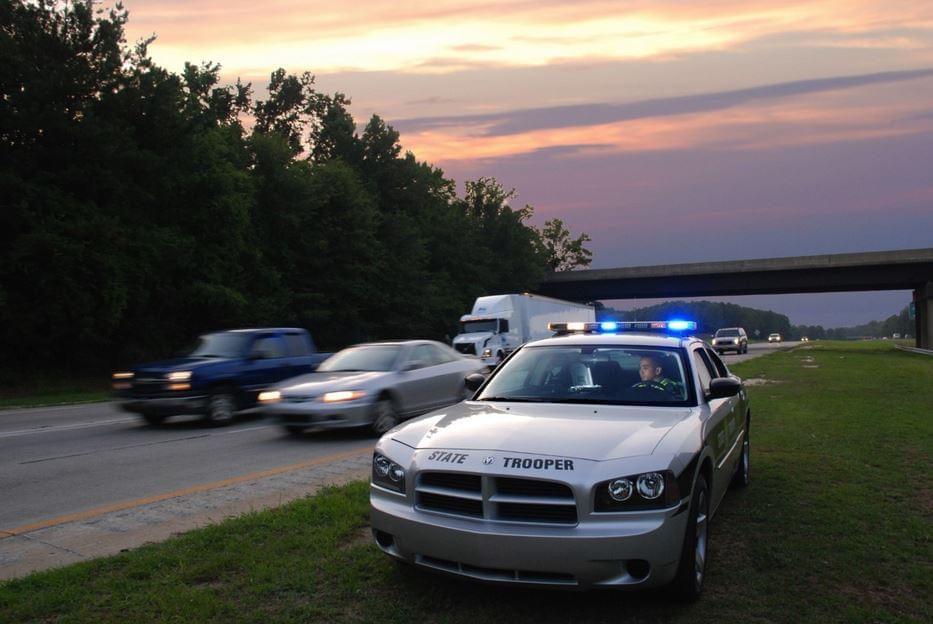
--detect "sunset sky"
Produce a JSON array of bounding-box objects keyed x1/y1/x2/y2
[{"x1": 123, "y1": 0, "x2": 933, "y2": 327}]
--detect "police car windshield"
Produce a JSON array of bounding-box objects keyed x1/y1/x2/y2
[
  {"x1": 476, "y1": 345, "x2": 693, "y2": 406},
  {"x1": 317, "y1": 345, "x2": 401, "y2": 372}
]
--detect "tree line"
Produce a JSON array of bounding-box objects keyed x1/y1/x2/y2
[{"x1": 0, "y1": 0, "x2": 592, "y2": 373}]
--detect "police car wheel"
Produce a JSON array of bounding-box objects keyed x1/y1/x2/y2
[
  {"x1": 671, "y1": 474, "x2": 709, "y2": 602},
  {"x1": 371, "y1": 397, "x2": 399, "y2": 434}
]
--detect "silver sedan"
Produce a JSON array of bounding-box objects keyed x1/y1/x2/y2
[{"x1": 258, "y1": 340, "x2": 486, "y2": 435}]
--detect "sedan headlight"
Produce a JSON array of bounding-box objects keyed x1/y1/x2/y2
[
  {"x1": 167, "y1": 371, "x2": 192, "y2": 381},
  {"x1": 372, "y1": 453, "x2": 405, "y2": 493},
  {"x1": 322, "y1": 390, "x2": 366, "y2": 403},
  {"x1": 595, "y1": 471, "x2": 679, "y2": 511},
  {"x1": 258, "y1": 390, "x2": 281, "y2": 403}
]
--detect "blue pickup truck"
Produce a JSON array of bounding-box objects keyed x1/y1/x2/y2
[{"x1": 112, "y1": 328, "x2": 331, "y2": 426}]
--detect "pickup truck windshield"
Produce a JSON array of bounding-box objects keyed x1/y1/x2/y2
[
  {"x1": 190, "y1": 333, "x2": 252, "y2": 358},
  {"x1": 716, "y1": 329, "x2": 740, "y2": 337},
  {"x1": 477, "y1": 345, "x2": 693, "y2": 406},
  {"x1": 317, "y1": 345, "x2": 401, "y2": 372}
]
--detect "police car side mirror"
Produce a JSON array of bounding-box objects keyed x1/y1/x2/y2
[
  {"x1": 708, "y1": 377, "x2": 742, "y2": 399},
  {"x1": 465, "y1": 373, "x2": 486, "y2": 392}
]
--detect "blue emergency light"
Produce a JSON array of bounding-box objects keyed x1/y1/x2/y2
[{"x1": 548, "y1": 320, "x2": 697, "y2": 334}]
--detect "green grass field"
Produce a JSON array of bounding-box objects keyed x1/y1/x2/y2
[
  {"x1": 0, "y1": 375, "x2": 109, "y2": 410},
  {"x1": 1, "y1": 341, "x2": 930, "y2": 623}
]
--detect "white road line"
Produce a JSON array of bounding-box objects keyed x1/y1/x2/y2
[{"x1": 0, "y1": 417, "x2": 140, "y2": 439}]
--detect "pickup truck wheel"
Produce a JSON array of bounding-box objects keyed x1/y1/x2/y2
[
  {"x1": 205, "y1": 391, "x2": 237, "y2": 426},
  {"x1": 671, "y1": 474, "x2": 709, "y2": 602},
  {"x1": 371, "y1": 397, "x2": 399, "y2": 435},
  {"x1": 142, "y1": 414, "x2": 165, "y2": 426}
]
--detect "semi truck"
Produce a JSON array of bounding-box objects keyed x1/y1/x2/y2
[{"x1": 452, "y1": 293, "x2": 595, "y2": 367}]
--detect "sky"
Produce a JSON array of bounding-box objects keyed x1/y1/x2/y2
[{"x1": 122, "y1": 0, "x2": 933, "y2": 327}]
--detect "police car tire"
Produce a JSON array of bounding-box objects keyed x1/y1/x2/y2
[{"x1": 671, "y1": 474, "x2": 709, "y2": 602}]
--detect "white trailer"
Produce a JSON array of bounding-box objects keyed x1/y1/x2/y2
[{"x1": 452, "y1": 293, "x2": 595, "y2": 366}]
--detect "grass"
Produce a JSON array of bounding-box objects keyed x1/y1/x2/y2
[
  {"x1": 0, "y1": 341, "x2": 930, "y2": 623},
  {"x1": 0, "y1": 374, "x2": 109, "y2": 410}
]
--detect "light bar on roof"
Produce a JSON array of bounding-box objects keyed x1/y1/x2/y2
[{"x1": 548, "y1": 320, "x2": 697, "y2": 334}]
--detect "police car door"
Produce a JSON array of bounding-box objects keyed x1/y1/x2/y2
[{"x1": 691, "y1": 347, "x2": 735, "y2": 506}]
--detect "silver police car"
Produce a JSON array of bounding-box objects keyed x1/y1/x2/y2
[
  {"x1": 370, "y1": 321, "x2": 750, "y2": 600},
  {"x1": 259, "y1": 340, "x2": 486, "y2": 434}
]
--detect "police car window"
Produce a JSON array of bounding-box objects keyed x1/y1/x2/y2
[
  {"x1": 704, "y1": 348, "x2": 729, "y2": 377},
  {"x1": 477, "y1": 345, "x2": 692, "y2": 406},
  {"x1": 252, "y1": 336, "x2": 287, "y2": 358},
  {"x1": 692, "y1": 349, "x2": 715, "y2": 391}
]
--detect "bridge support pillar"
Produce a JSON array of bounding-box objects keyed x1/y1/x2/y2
[{"x1": 915, "y1": 283, "x2": 933, "y2": 350}]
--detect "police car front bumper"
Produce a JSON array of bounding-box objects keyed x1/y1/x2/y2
[{"x1": 371, "y1": 488, "x2": 688, "y2": 589}]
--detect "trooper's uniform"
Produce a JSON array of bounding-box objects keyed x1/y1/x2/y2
[{"x1": 632, "y1": 377, "x2": 679, "y2": 394}]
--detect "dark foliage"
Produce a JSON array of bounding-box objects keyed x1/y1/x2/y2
[{"x1": 0, "y1": 1, "x2": 591, "y2": 374}]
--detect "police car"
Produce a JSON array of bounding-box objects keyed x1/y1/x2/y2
[{"x1": 370, "y1": 321, "x2": 750, "y2": 600}]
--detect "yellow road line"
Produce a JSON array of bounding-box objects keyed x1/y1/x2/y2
[{"x1": 0, "y1": 445, "x2": 372, "y2": 539}]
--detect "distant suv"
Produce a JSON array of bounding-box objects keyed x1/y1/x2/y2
[
  {"x1": 712, "y1": 327, "x2": 748, "y2": 354},
  {"x1": 768, "y1": 333, "x2": 782, "y2": 343}
]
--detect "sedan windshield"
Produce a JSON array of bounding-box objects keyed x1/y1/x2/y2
[
  {"x1": 476, "y1": 345, "x2": 693, "y2": 406},
  {"x1": 190, "y1": 333, "x2": 251, "y2": 358},
  {"x1": 317, "y1": 345, "x2": 402, "y2": 372}
]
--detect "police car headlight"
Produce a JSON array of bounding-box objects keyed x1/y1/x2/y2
[
  {"x1": 636, "y1": 472, "x2": 665, "y2": 499},
  {"x1": 595, "y1": 471, "x2": 679, "y2": 511},
  {"x1": 608, "y1": 478, "x2": 633, "y2": 501},
  {"x1": 372, "y1": 453, "x2": 405, "y2": 494}
]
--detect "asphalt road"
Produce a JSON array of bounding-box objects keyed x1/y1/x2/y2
[
  {"x1": 0, "y1": 404, "x2": 374, "y2": 530},
  {"x1": 0, "y1": 340, "x2": 797, "y2": 532}
]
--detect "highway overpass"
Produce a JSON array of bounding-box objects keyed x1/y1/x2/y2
[{"x1": 536, "y1": 248, "x2": 933, "y2": 349}]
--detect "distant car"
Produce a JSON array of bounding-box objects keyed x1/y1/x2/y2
[
  {"x1": 768, "y1": 333, "x2": 782, "y2": 343},
  {"x1": 258, "y1": 340, "x2": 486, "y2": 434},
  {"x1": 712, "y1": 327, "x2": 747, "y2": 354},
  {"x1": 370, "y1": 320, "x2": 750, "y2": 599},
  {"x1": 800, "y1": 336, "x2": 809, "y2": 342},
  {"x1": 892, "y1": 333, "x2": 901, "y2": 339}
]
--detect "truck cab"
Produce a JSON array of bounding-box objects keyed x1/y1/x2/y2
[{"x1": 112, "y1": 328, "x2": 330, "y2": 426}]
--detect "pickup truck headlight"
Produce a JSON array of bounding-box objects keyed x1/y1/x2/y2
[
  {"x1": 322, "y1": 390, "x2": 366, "y2": 403},
  {"x1": 112, "y1": 372, "x2": 134, "y2": 380},
  {"x1": 166, "y1": 371, "x2": 192, "y2": 381},
  {"x1": 112, "y1": 372, "x2": 133, "y2": 390},
  {"x1": 733, "y1": 338, "x2": 739, "y2": 345},
  {"x1": 372, "y1": 453, "x2": 405, "y2": 493},
  {"x1": 595, "y1": 471, "x2": 679, "y2": 511}
]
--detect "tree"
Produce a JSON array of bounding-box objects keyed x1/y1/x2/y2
[{"x1": 537, "y1": 218, "x2": 592, "y2": 271}]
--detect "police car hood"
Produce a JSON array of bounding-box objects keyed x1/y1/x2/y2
[{"x1": 391, "y1": 401, "x2": 693, "y2": 461}]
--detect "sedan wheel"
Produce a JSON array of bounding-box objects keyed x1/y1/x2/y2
[
  {"x1": 371, "y1": 397, "x2": 399, "y2": 435},
  {"x1": 205, "y1": 391, "x2": 236, "y2": 426}
]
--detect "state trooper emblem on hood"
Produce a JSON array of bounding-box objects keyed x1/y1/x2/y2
[{"x1": 483, "y1": 456, "x2": 495, "y2": 465}]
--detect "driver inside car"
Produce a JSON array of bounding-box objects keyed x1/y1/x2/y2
[{"x1": 632, "y1": 354, "x2": 681, "y2": 395}]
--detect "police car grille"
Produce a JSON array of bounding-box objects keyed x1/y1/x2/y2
[
  {"x1": 417, "y1": 492, "x2": 483, "y2": 517},
  {"x1": 420, "y1": 472, "x2": 482, "y2": 492},
  {"x1": 496, "y1": 477, "x2": 571, "y2": 498},
  {"x1": 415, "y1": 472, "x2": 578, "y2": 525}
]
